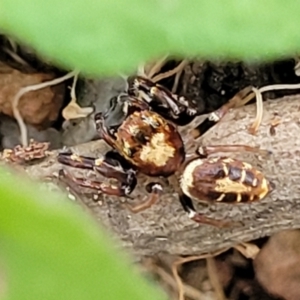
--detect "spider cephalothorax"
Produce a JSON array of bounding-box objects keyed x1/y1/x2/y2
[{"x1": 95, "y1": 94, "x2": 185, "y2": 177}]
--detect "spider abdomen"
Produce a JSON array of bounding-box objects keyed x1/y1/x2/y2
[{"x1": 180, "y1": 157, "x2": 272, "y2": 204}]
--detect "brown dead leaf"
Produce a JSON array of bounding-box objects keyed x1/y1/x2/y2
[
  {"x1": 254, "y1": 230, "x2": 300, "y2": 300},
  {"x1": 0, "y1": 62, "x2": 64, "y2": 127}
]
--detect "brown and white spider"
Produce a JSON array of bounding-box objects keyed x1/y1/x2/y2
[{"x1": 58, "y1": 83, "x2": 273, "y2": 227}]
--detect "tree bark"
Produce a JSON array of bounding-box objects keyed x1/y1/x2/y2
[{"x1": 20, "y1": 95, "x2": 300, "y2": 256}]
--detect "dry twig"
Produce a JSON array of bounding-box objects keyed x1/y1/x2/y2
[
  {"x1": 172, "y1": 249, "x2": 229, "y2": 300},
  {"x1": 206, "y1": 258, "x2": 227, "y2": 300}
]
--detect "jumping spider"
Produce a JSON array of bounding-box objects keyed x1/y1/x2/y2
[
  {"x1": 58, "y1": 93, "x2": 185, "y2": 212},
  {"x1": 58, "y1": 79, "x2": 273, "y2": 227}
]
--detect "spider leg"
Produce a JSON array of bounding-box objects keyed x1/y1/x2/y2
[
  {"x1": 125, "y1": 182, "x2": 163, "y2": 213},
  {"x1": 152, "y1": 85, "x2": 199, "y2": 119},
  {"x1": 179, "y1": 193, "x2": 239, "y2": 228},
  {"x1": 168, "y1": 174, "x2": 236, "y2": 227},
  {"x1": 132, "y1": 76, "x2": 197, "y2": 120},
  {"x1": 150, "y1": 85, "x2": 185, "y2": 116},
  {"x1": 58, "y1": 152, "x2": 137, "y2": 197},
  {"x1": 131, "y1": 77, "x2": 180, "y2": 114},
  {"x1": 58, "y1": 151, "x2": 164, "y2": 211},
  {"x1": 94, "y1": 112, "x2": 126, "y2": 153},
  {"x1": 192, "y1": 86, "x2": 254, "y2": 138},
  {"x1": 58, "y1": 169, "x2": 136, "y2": 197},
  {"x1": 125, "y1": 95, "x2": 150, "y2": 111},
  {"x1": 197, "y1": 145, "x2": 272, "y2": 158}
]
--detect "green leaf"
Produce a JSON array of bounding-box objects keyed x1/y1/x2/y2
[
  {"x1": 0, "y1": 0, "x2": 300, "y2": 75},
  {"x1": 0, "y1": 169, "x2": 166, "y2": 300}
]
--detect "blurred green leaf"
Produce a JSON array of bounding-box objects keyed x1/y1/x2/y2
[
  {"x1": 0, "y1": 169, "x2": 166, "y2": 300},
  {"x1": 0, "y1": 0, "x2": 300, "y2": 75}
]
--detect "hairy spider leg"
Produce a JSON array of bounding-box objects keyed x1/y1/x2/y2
[
  {"x1": 94, "y1": 112, "x2": 125, "y2": 152},
  {"x1": 58, "y1": 151, "x2": 165, "y2": 211},
  {"x1": 168, "y1": 174, "x2": 233, "y2": 227},
  {"x1": 192, "y1": 86, "x2": 254, "y2": 138},
  {"x1": 197, "y1": 145, "x2": 272, "y2": 158},
  {"x1": 132, "y1": 76, "x2": 198, "y2": 119},
  {"x1": 58, "y1": 152, "x2": 137, "y2": 197},
  {"x1": 125, "y1": 182, "x2": 163, "y2": 213},
  {"x1": 179, "y1": 193, "x2": 238, "y2": 228}
]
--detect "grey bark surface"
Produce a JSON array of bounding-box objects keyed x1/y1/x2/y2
[{"x1": 20, "y1": 95, "x2": 300, "y2": 256}]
